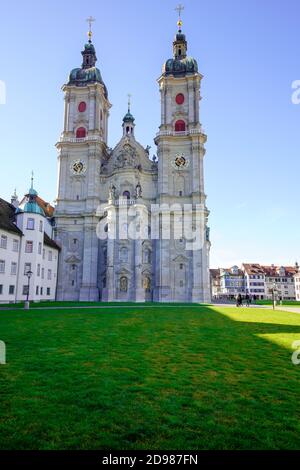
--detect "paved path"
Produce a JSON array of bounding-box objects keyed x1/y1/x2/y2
[{"x1": 0, "y1": 303, "x2": 300, "y2": 314}]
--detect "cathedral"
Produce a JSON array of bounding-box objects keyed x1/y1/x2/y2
[{"x1": 55, "y1": 14, "x2": 211, "y2": 303}]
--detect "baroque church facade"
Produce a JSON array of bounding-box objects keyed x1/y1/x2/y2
[{"x1": 55, "y1": 18, "x2": 211, "y2": 303}]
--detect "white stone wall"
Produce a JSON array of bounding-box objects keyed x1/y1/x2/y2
[
  {"x1": 0, "y1": 214, "x2": 58, "y2": 303},
  {"x1": 295, "y1": 274, "x2": 300, "y2": 301},
  {"x1": 0, "y1": 229, "x2": 21, "y2": 303}
]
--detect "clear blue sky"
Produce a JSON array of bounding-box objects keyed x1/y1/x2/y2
[{"x1": 0, "y1": 0, "x2": 299, "y2": 268}]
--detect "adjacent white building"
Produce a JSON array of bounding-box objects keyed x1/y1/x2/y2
[
  {"x1": 295, "y1": 272, "x2": 300, "y2": 301},
  {"x1": 0, "y1": 186, "x2": 60, "y2": 304}
]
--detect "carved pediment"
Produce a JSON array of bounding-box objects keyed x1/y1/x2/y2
[
  {"x1": 65, "y1": 255, "x2": 81, "y2": 264},
  {"x1": 114, "y1": 142, "x2": 138, "y2": 169}
]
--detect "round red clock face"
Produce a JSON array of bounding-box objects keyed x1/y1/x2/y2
[
  {"x1": 176, "y1": 93, "x2": 185, "y2": 105},
  {"x1": 78, "y1": 101, "x2": 87, "y2": 112}
]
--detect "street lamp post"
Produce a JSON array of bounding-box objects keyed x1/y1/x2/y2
[
  {"x1": 24, "y1": 270, "x2": 33, "y2": 310},
  {"x1": 272, "y1": 281, "x2": 277, "y2": 311}
]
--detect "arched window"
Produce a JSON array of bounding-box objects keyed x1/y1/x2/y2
[
  {"x1": 76, "y1": 127, "x2": 86, "y2": 138},
  {"x1": 143, "y1": 248, "x2": 151, "y2": 264},
  {"x1": 143, "y1": 276, "x2": 151, "y2": 292},
  {"x1": 123, "y1": 191, "x2": 131, "y2": 200},
  {"x1": 120, "y1": 276, "x2": 128, "y2": 292},
  {"x1": 175, "y1": 120, "x2": 186, "y2": 132},
  {"x1": 120, "y1": 247, "x2": 128, "y2": 263}
]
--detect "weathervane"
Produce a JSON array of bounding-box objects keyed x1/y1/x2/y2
[
  {"x1": 127, "y1": 93, "x2": 132, "y2": 112},
  {"x1": 175, "y1": 4, "x2": 184, "y2": 31},
  {"x1": 86, "y1": 16, "x2": 96, "y2": 42}
]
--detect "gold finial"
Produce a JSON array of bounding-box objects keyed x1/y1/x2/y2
[
  {"x1": 31, "y1": 171, "x2": 34, "y2": 189},
  {"x1": 86, "y1": 16, "x2": 96, "y2": 42},
  {"x1": 175, "y1": 4, "x2": 184, "y2": 30},
  {"x1": 127, "y1": 93, "x2": 132, "y2": 112}
]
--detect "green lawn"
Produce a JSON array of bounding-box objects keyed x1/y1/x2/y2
[{"x1": 1, "y1": 305, "x2": 300, "y2": 450}]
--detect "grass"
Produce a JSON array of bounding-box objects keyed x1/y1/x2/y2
[{"x1": 1, "y1": 304, "x2": 300, "y2": 450}]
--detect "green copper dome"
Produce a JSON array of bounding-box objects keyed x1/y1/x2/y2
[
  {"x1": 16, "y1": 180, "x2": 45, "y2": 216},
  {"x1": 67, "y1": 41, "x2": 108, "y2": 98},
  {"x1": 163, "y1": 56, "x2": 198, "y2": 76},
  {"x1": 123, "y1": 111, "x2": 135, "y2": 123},
  {"x1": 163, "y1": 29, "x2": 198, "y2": 77}
]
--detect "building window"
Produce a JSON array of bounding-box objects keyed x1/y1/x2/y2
[
  {"x1": 48, "y1": 251, "x2": 52, "y2": 262},
  {"x1": 123, "y1": 191, "x2": 131, "y2": 200},
  {"x1": 13, "y1": 239, "x2": 19, "y2": 252},
  {"x1": 120, "y1": 247, "x2": 128, "y2": 263},
  {"x1": 0, "y1": 235, "x2": 7, "y2": 249},
  {"x1": 38, "y1": 242, "x2": 42, "y2": 255},
  {"x1": 120, "y1": 276, "x2": 128, "y2": 292},
  {"x1": 176, "y1": 93, "x2": 185, "y2": 105},
  {"x1": 143, "y1": 248, "x2": 151, "y2": 264},
  {"x1": 0, "y1": 260, "x2": 5, "y2": 273},
  {"x1": 9, "y1": 285, "x2": 15, "y2": 295},
  {"x1": 41, "y1": 268, "x2": 44, "y2": 279},
  {"x1": 37, "y1": 264, "x2": 41, "y2": 277},
  {"x1": 36, "y1": 286, "x2": 39, "y2": 295},
  {"x1": 47, "y1": 288, "x2": 51, "y2": 296},
  {"x1": 78, "y1": 101, "x2": 87, "y2": 113},
  {"x1": 175, "y1": 120, "x2": 186, "y2": 132},
  {"x1": 25, "y1": 241, "x2": 33, "y2": 253},
  {"x1": 39, "y1": 221, "x2": 43, "y2": 232},
  {"x1": 143, "y1": 276, "x2": 151, "y2": 292},
  {"x1": 48, "y1": 269, "x2": 52, "y2": 280},
  {"x1": 76, "y1": 127, "x2": 86, "y2": 138},
  {"x1": 43, "y1": 249, "x2": 45, "y2": 260},
  {"x1": 22, "y1": 285, "x2": 29, "y2": 296},
  {"x1": 0, "y1": 285, "x2": 3, "y2": 295},
  {"x1": 27, "y1": 218, "x2": 35, "y2": 230},
  {"x1": 40, "y1": 287, "x2": 43, "y2": 295},
  {"x1": 11, "y1": 262, "x2": 17, "y2": 275},
  {"x1": 24, "y1": 263, "x2": 32, "y2": 275}
]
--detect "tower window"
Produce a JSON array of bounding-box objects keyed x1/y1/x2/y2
[
  {"x1": 78, "y1": 102, "x2": 87, "y2": 112},
  {"x1": 176, "y1": 93, "x2": 185, "y2": 105},
  {"x1": 76, "y1": 127, "x2": 87, "y2": 138},
  {"x1": 123, "y1": 191, "x2": 130, "y2": 200},
  {"x1": 175, "y1": 120, "x2": 186, "y2": 132}
]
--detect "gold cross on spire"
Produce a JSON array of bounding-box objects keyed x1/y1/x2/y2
[
  {"x1": 128, "y1": 93, "x2": 132, "y2": 112},
  {"x1": 175, "y1": 4, "x2": 184, "y2": 30},
  {"x1": 86, "y1": 16, "x2": 96, "y2": 42}
]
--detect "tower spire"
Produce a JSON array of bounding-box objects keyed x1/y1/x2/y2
[
  {"x1": 86, "y1": 16, "x2": 96, "y2": 43},
  {"x1": 31, "y1": 171, "x2": 34, "y2": 190},
  {"x1": 175, "y1": 4, "x2": 184, "y2": 32},
  {"x1": 127, "y1": 93, "x2": 132, "y2": 113}
]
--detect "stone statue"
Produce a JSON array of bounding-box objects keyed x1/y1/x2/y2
[
  {"x1": 135, "y1": 182, "x2": 142, "y2": 199},
  {"x1": 109, "y1": 184, "x2": 117, "y2": 201}
]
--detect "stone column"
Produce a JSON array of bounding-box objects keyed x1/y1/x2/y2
[{"x1": 79, "y1": 221, "x2": 99, "y2": 301}]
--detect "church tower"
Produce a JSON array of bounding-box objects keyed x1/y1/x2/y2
[
  {"x1": 154, "y1": 8, "x2": 211, "y2": 302},
  {"x1": 55, "y1": 20, "x2": 111, "y2": 301}
]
